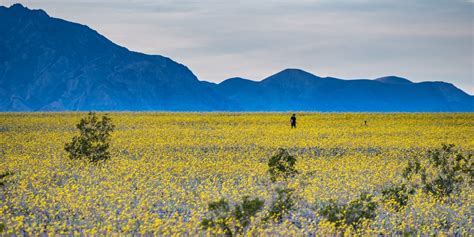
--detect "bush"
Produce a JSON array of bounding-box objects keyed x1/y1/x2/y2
[
  {"x1": 0, "y1": 171, "x2": 13, "y2": 179},
  {"x1": 381, "y1": 184, "x2": 415, "y2": 211},
  {"x1": 344, "y1": 193, "x2": 378, "y2": 227},
  {"x1": 202, "y1": 196, "x2": 264, "y2": 236},
  {"x1": 0, "y1": 171, "x2": 13, "y2": 187},
  {"x1": 201, "y1": 198, "x2": 232, "y2": 235},
  {"x1": 65, "y1": 112, "x2": 115, "y2": 163},
  {"x1": 268, "y1": 148, "x2": 298, "y2": 182},
  {"x1": 403, "y1": 144, "x2": 472, "y2": 197},
  {"x1": 319, "y1": 199, "x2": 344, "y2": 227},
  {"x1": 319, "y1": 192, "x2": 378, "y2": 230},
  {"x1": 233, "y1": 197, "x2": 265, "y2": 233},
  {"x1": 266, "y1": 188, "x2": 294, "y2": 222}
]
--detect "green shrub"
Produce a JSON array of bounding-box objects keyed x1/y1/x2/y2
[
  {"x1": 233, "y1": 196, "x2": 265, "y2": 233},
  {"x1": 403, "y1": 144, "x2": 473, "y2": 197},
  {"x1": 381, "y1": 184, "x2": 415, "y2": 211},
  {"x1": 319, "y1": 192, "x2": 378, "y2": 230},
  {"x1": 344, "y1": 193, "x2": 378, "y2": 228},
  {"x1": 319, "y1": 199, "x2": 345, "y2": 227},
  {"x1": 0, "y1": 171, "x2": 13, "y2": 179},
  {"x1": 202, "y1": 196, "x2": 264, "y2": 236},
  {"x1": 0, "y1": 222, "x2": 4, "y2": 232},
  {"x1": 268, "y1": 148, "x2": 298, "y2": 182},
  {"x1": 0, "y1": 171, "x2": 13, "y2": 187},
  {"x1": 266, "y1": 188, "x2": 294, "y2": 222},
  {"x1": 201, "y1": 198, "x2": 232, "y2": 235},
  {"x1": 65, "y1": 112, "x2": 115, "y2": 163}
]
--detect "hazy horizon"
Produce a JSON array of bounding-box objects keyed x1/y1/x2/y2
[{"x1": 1, "y1": 0, "x2": 473, "y2": 94}]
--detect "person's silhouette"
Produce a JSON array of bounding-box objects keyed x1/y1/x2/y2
[{"x1": 290, "y1": 114, "x2": 296, "y2": 128}]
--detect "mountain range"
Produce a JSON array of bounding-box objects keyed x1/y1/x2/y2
[{"x1": 1, "y1": 4, "x2": 472, "y2": 112}]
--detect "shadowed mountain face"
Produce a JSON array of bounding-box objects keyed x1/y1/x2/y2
[
  {"x1": 1, "y1": 4, "x2": 472, "y2": 112},
  {"x1": 0, "y1": 4, "x2": 229, "y2": 111}
]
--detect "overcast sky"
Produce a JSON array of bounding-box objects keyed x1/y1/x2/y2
[{"x1": 2, "y1": 0, "x2": 473, "y2": 94}]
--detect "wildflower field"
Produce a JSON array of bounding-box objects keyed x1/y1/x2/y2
[{"x1": 0, "y1": 113, "x2": 473, "y2": 235}]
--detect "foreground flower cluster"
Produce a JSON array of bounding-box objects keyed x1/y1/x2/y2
[{"x1": 0, "y1": 113, "x2": 472, "y2": 235}]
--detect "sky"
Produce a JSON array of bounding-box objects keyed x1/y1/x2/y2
[{"x1": 2, "y1": 0, "x2": 473, "y2": 94}]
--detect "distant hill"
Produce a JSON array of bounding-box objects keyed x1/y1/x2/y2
[
  {"x1": 1, "y1": 4, "x2": 472, "y2": 112},
  {"x1": 208, "y1": 69, "x2": 473, "y2": 111}
]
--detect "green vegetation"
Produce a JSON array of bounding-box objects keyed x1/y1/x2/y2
[
  {"x1": 319, "y1": 192, "x2": 378, "y2": 230},
  {"x1": 0, "y1": 171, "x2": 13, "y2": 187},
  {"x1": 268, "y1": 148, "x2": 298, "y2": 182},
  {"x1": 403, "y1": 144, "x2": 473, "y2": 197},
  {"x1": 65, "y1": 112, "x2": 115, "y2": 163},
  {"x1": 202, "y1": 196, "x2": 265, "y2": 236},
  {"x1": 381, "y1": 184, "x2": 415, "y2": 211},
  {"x1": 266, "y1": 188, "x2": 294, "y2": 223}
]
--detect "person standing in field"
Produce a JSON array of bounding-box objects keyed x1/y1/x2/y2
[{"x1": 290, "y1": 114, "x2": 297, "y2": 128}]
